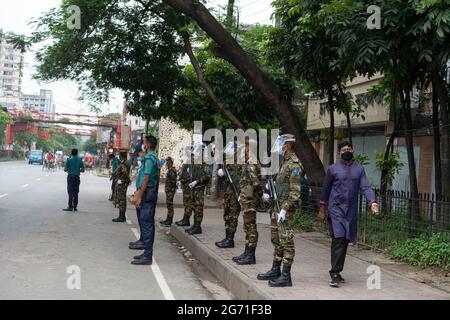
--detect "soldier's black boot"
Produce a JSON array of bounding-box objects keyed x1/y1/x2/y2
[
  {"x1": 160, "y1": 216, "x2": 173, "y2": 227},
  {"x1": 257, "y1": 260, "x2": 282, "y2": 280},
  {"x1": 215, "y1": 230, "x2": 235, "y2": 248},
  {"x1": 268, "y1": 265, "x2": 292, "y2": 287},
  {"x1": 186, "y1": 223, "x2": 202, "y2": 235},
  {"x1": 236, "y1": 246, "x2": 256, "y2": 265},
  {"x1": 232, "y1": 245, "x2": 249, "y2": 262},
  {"x1": 112, "y1": 211, "x2": 126, "y2": 223},
  {"x1": 175, "y1": 215, "x2": 191, "y2": 227}
]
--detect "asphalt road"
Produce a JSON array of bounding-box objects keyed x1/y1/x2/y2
[{"x1": 0, "y1": 161, "x2": 214, "y2": 300}]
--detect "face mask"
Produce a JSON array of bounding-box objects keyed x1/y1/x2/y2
[
  {"x1": 341, "y1": 151, "x2": 354, "y2": 161},
  {"x1": 278, "y1": 145, "x2": 286, "y2": 156}
]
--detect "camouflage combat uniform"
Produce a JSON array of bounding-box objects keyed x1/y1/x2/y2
[
  {"x1": 271, "y1": 153, "x2": 302, "y2": 267},
  {"x1": 239, "y1": 162, "x2": 262, "y2": 248},
  {"x1": 116, "y1": 161, "x2": 131, "y2": 212},
  {"x1": 190, "y1": 164, "x2": 211, "y2": 224},
  {"x1": 165, "y1": 167, "x2": 178, "y2": 218},
  {"x1": 222, "y1": 164, "x2": 242, "y2": 233},
  {"x1": 179, "y1": 164, "x2": 194, "y2": 218}
]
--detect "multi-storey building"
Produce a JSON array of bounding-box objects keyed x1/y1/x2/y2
[
  {"x1": 0, "y1": 34, "x2": 24, "y2": 110},
  {"x1": 22, "y1": 89, "x2": 55, "y2": 114}
]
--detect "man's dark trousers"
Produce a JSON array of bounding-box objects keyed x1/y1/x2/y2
[
  {"x1": 138, "y1": 189, "x2": 158, "y2": 258},
  {"x1": 330, "y1": 237, "x2": 349, "y2": 276},
  {"x1": 67, "y1": 174, "x2": 80, "y2": 209}
]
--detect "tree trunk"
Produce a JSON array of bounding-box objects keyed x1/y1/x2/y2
[
  {"x1": 433, "y1": 73, "x2": 450, "y2": 230},
  {"x1": 181, "y1": 32, "x2": 244, "y2": 129},
  {"x1": 160, "y1": 0, "x2": 325, "y2": 187},
  {"x1": 400, "y1": 89, "x2": 419, "y2": 235},
  {"x1": 328, "y1": 88, "x2": 335, "y2": 166},
  {"x1": 346, "y1": 111, "x2": 352, "y2": 145},
  {"x1": 431, "y1": 82, "x2": 442, "y2": 229},
  {"x1": 225, "y1": 0, "x2": 235, "y2": 28},
  {"x1": 380, "y1": 130, "x2": 397, "y2": 214}
]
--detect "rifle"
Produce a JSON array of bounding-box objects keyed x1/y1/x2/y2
[
  {"x1": 189, "y1": 163, "x2": 194, "y2": 199},
  {"x1": 223, "y1": 166, "x2": 240, "y2": 203},
  {"x1": 267, "y1": 176, "x2": 286, "y2": 230}
]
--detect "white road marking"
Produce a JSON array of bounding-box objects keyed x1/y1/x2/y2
[
  {"x1": 36, "y1": 178, "x2": 41, "y2": 181},
  {"x1": 126, "y1": 220, "x2": 132, "y2": 225},
  {"x1": 0, "y1": 194, "x2": 8, "y2": 199},
  {"x1": 130, "y1": 227, "x2": 175, "y2": 300},
  {"x1": 22, "y1": 184, "x2": 29, "y2": 188}
]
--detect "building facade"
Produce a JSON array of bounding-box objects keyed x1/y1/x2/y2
[
  {"x1": 306, "y1": 74, "x2": 434, "y2": 194},
  {"x1": 0, "y1": 34, "x2": 24, "y2": 110},
  {"x1": 22, "y1": 89, "x2": 55, "y2": 114}
]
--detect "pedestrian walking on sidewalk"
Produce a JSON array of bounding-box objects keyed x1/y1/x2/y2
[
  {"x1": 232, "y1": 139, "x2": 262, "y2": 265},
  {"x1": 160, "y1": 157, "x2": 177, "y2": 227},
  {"x1": 130, "y1": 135, "x2": 160, "y2": 266},
  {"x1": 184, "y1": 150, "x2": 211, "y2": 235},
  {"x1": 257, "y1": 134, "x2": 302, "y2": 287},
  {"x1": 216, "y1": 142, "x2": 242, "y2": 249},
  {"x1": 63, "y1": 149, "x2": 85, "y2": 212},
  {"x1": 319, "y1": 141, "x2": 379, "y2": 287},
  {"x1": 112, "y1": 150, "x2": 131, "y2": 223}
]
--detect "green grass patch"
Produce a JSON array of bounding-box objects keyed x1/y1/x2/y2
[{"x1": 387, "y1": 233, "x2": 450, "y2": 270}]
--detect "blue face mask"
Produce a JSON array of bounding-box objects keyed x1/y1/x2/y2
[{"x1": 278, "y1": 146, "x2": 285, "y2": 156}]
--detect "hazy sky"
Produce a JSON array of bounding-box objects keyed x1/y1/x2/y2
[{"x1": 0, "y1": 0, "x2": 274, "y2": 116}]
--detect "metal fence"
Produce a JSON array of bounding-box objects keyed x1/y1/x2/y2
[
  {"x1": 0, "y1": 149, "x2": 23, "y2": 159},
  {"x1": 357, "y1": 189, "x2": 450, "y2": 249}
]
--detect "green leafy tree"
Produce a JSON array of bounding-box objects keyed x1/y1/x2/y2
[
  {"x1": 83, "y1": 137, "x2": 101, "y2": 155},
  {"x1": 14, "y1": 131, "x2": 38, "y2": 151},
  {"x1": 0, "y1": 107, "x2": 12, "y2": 146}
]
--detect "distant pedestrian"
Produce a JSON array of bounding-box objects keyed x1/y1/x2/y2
[
  {"x1": 63, "y1": 149, "x2": 85, "y2": 212},
  {"x1": 130, "y1": 135, "x2": 160, "y2": 265},
  {"x1": 319, "y1": 141, "x2": 379, "y2": 288}
]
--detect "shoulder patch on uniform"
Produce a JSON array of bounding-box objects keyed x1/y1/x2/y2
[
  {"x1": 293, "y1": 167, "x2": 300, "y2": 176},
  {"x1": 245, "y1": 166, "x2": 253, "y2": 173}
]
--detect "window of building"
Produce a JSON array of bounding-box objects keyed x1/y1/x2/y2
[{"x1": 319, "y1": 102, "x2": 329, "y2": 117}]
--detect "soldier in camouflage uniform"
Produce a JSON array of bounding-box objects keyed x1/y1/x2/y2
[
  {"x1": 233, "y1": 140, "x2": 262, "y2": 265},
  {"x1": 112, "y1": 151, "x2": 131, "y2": 223},
  {"x1": 185, "y1": 152, "x2": 211, "y2": 235},
  {"x1": 215, "y1": 161, "x2": 241, "y2": 248},
  {"x1": 257, "y1": 134, "x2": 301, "y2": 287},
  {"x1": 161, "y1": 157, "x2": 177, "y2": 227},
  {"x1": 175, "y1": 161, "x2": 194, "y2": 227}
]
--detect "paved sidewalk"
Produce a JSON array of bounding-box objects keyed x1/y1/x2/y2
[{"x1": 156, "y1": 189, "x2": 450, "y2": 300}]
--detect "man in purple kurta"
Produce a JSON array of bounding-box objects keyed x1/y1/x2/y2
[{"x1": 319, "y1": 141, "x2": 379, "y2": 287}]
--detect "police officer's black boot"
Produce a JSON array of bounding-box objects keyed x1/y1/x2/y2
[
  {"x1": 186, "y1": 222, "x2": 202, "y2": 235},
  {"x1": 160, "y1": 216, "x2": 173, "y2": 227},
  {"x1": 268, "y1": 265, "x2": 292, "y2": 287},
  {"x1": 175, "y1": 215, "x2": 191, "y2": 227},
  {"x1": 236, "y1": 246, "x2": 256, "y2": 265},
  {"x1": 232, "y1": 245, "x2": 249, "y2": 263},
  {"x1": 112, "y1": 211, "x2": 126, "y2": 223},
  {"x1": 215, "y1": 229, "x2": 235, "y2": 248},
  {"x1": 257, "y1": 260, "x2": 282, "y2": 280}
]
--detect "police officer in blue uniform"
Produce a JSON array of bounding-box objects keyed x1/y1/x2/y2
[{"x1": 130, "y1": 135, "x2": 160, "y2": 265}]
